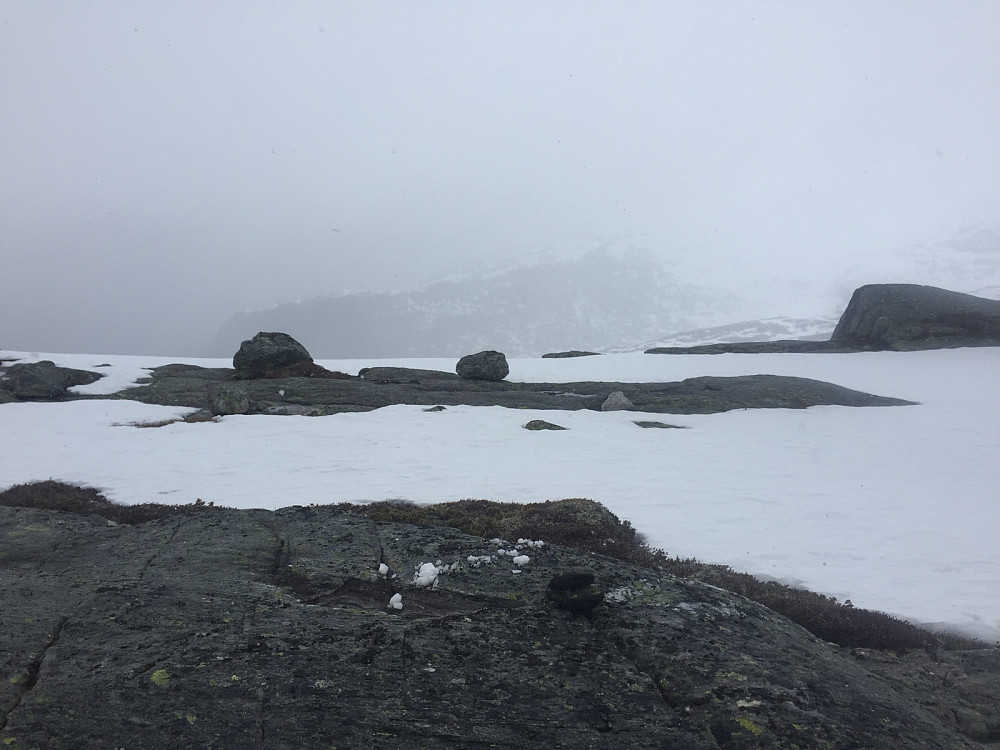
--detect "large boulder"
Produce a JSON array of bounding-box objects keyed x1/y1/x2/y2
[
  {"x1": 233, "y1": 332, "x2": 313, "y2": 379},
  {"x1": 831, "y1": 284, "x2": 1000, "y2": 351},
  {"x1": 455, "y1": 350, "x2": 509, "y2": 381},
  {"x1": 0, "y1": 360, "x2": 102, "y2": 399}
]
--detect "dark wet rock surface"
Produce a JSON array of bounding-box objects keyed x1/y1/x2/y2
[
  {"x1": 0, "y1": 360, "x2": 103, "y2": 400},
  {"x1": 107, "y1": 365, "x2": 913, "y2": 416},
  {"x1": 2, "y1": 505, "x2": 995, "y2": 749}
]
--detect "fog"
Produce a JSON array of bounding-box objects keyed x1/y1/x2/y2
[{"x1": 2, "y1": 2, "x2": 999, "y2": 355}]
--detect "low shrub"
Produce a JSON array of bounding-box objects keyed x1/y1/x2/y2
[{"x1": 0, "y1": 480, "x2": 222, "y2": 525}]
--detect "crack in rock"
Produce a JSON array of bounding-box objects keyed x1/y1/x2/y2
[{"x1": 1, "y1": 616, "x2": 68, "y2": 732}]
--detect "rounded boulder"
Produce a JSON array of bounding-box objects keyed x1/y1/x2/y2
[
  {"x1": 233, "y1": 332, "x2": 313, "y2": 379},
  {"x1": 455, "y1": 350, "x2": 509, "y2": 382}
]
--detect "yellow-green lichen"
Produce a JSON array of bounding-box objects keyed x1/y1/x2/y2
[
  {"x1": 735, "y1": 717, "x2": 763, "y2": 736},
  {"x1": 150, "y1": 669, "x2": 170, "y2": 687}
]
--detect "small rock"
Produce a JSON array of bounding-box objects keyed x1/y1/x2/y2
[
  {"x1": 456, "y1": 350, "x2": 509, "y2": 381},
  {"x1": 633, "y1": 420, "x2": 688, "y2": 429},
  {"x1": 546, "y1": 570, "x2": 604, "y2": 614},
  {"x1": 601, "y1": 391, "x2": 633, "y2": 411},
  {"x1": 523, "y1": 420, "x2": 567, "y2": 431}
]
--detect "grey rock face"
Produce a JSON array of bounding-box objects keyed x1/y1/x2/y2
[
  {"x1": 116, "y1": 365, "x2": 915, "y2": 416},
  {"x1": 831, "y1": 284, "x2": 1000, "y2": 351},
  {"x1": 208, "y1": 384, "x2": 252, "y2": 415},
  {"x1": 0, "y1": 504, "x2": 984, "y2": 749},
  {"x1": 0, "y1": 360, "x2": 102, "y2": 399},
  {"x1": 456, "y1": 350, "x2": 509, "y2": 381},
  {"x1": 233, "y1": 332, "x2": 313, "y2": 379},
  {"x1": 601, "y1": 390, "x2": 634, "y2": 411}
]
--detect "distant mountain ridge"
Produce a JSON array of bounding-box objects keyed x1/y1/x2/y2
[
  {"x1": 207, "y1": 224, "x2": 1000, "y2": 359},
  {"x1": 207, "y1": 245, "x2": 740, "y2": 358}
]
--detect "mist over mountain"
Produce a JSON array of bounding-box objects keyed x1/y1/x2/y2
[
  {"x1": 207, "y1": 226, "x2": 1000, "y2": 359},
  {"x1": 208, "y1": 243, "x2": 745, "y2": 358}
]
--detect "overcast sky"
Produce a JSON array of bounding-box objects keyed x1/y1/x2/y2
[{"x1": 2, "y1": 1, "x2": 999, "y2": 355}]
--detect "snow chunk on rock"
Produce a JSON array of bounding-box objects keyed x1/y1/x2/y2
[
  {"x1": 388, "y1": 593, "x2": 403, "y2": 610},
  {"x1": 413, "y1": 562, "x2": 440, "y2": 588},
  {"x1": 378, "y1": 563, "x2": 389, "y2": 577},
  {"x1": 511, "y1": 555, "x2": 530, "y2": 566}
]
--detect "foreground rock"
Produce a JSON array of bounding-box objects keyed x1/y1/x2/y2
[
  {"x1": 0, "y1": 360, "x2": 102, "y2": 400},
  {"x1": 648, "y1": 284, "x2": 1000, "y2": 354},
  {"x1": 116, "y1": 366, "x2": 914, "y2": 416},
  {"x1": 0, "y1": 504, "x2": 989, "y2": 749}
]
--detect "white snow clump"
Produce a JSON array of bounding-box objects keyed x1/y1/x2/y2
[
  {"x1": 467, "y1": 554, "x2": 495, "y2": 567},
  {"x1": 511, "y1": 555, "x2": 530, "y2": 566},
  {"x1": 517, "y1": 538, "x2": 545, "y2": 548},
  {"x1": 378, "y1": 563, "x2": 389, "y2": 577},
  {"x1": 413, "y1": 562, "x2": 440, "y2": 587},
  {"x1": 389, "y1": 593, "x2": 403, "y2": 610}
]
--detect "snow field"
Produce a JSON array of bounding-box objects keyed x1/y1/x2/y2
[{"x1": 1, "y1": 348, "x2": 997, "y2": 641}]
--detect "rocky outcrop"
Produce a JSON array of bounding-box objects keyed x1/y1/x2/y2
[
  {"x1": 0, "y1": 503, "x2": 989, "y2": 749},
  {"x1": 831, "y1": 283, "x2": 1000, "y2": 351},
  {"x1": 232, "y1": 332, "x2": 354, "y2": 380},
  {"x1": 116, "y1": 365, "x2": 914, "y2": 416},
  {"x1": 648, "y1": 284, "x2": 1000, "y2": 355},
  {"x1": 455, "y1": 350, "x2": 509, "y2": 381},
  {"x1": 0, "y1": 360, "x2": 102, "y2": 400}
]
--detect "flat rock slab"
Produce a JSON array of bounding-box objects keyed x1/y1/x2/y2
[
  {"x1": 113, "y1": 364, "x2": 914, "y2": 416},
  {"x1": 0, "y1": 506, "x2": 980, "y2": 748}
]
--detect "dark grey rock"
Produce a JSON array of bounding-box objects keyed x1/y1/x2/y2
[
  {"x1": 0, "y1": 504, "x2": 987, "y2": 749},
  {"x1": 633, "y1": 420, "x2": 688, "y2": 429},
  {"x1": 546, "y1": 571, "x2": 605, "y2": 615},
  {"x1": 647, "y1": 340, "x2": 847, "y2": 354},
  {"x1": 524, "y1": 419, "x2": 567, "y2": 430},
  {"x1": 116, "y1": 365, "x2": 915, "y2": 416},
  {"x1": 601, "y1": 390, "x2": 634, "y2": 411},
  {"x1": 208, "y1": 384, "x2": 252, "y2": 416},
  {"x1": 233, "y1": 332, "x2": 313, "y2": 379},
  {"x1": 456, "y1": 350, "x2": 509, "y2": 381},
  {"x1": 542, "y1": 350, "x2": 602, "y2": 358},
  {"x1": 0, "y1": 360, "x2": 102, "y2": 399},
  {"x1": 831, "y1": 283, "x2": 1000, "y2": 350}
]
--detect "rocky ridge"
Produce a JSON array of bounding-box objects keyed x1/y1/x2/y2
[{"x1": 2, "y1": 501, "x2": 996, "y2": 749}]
